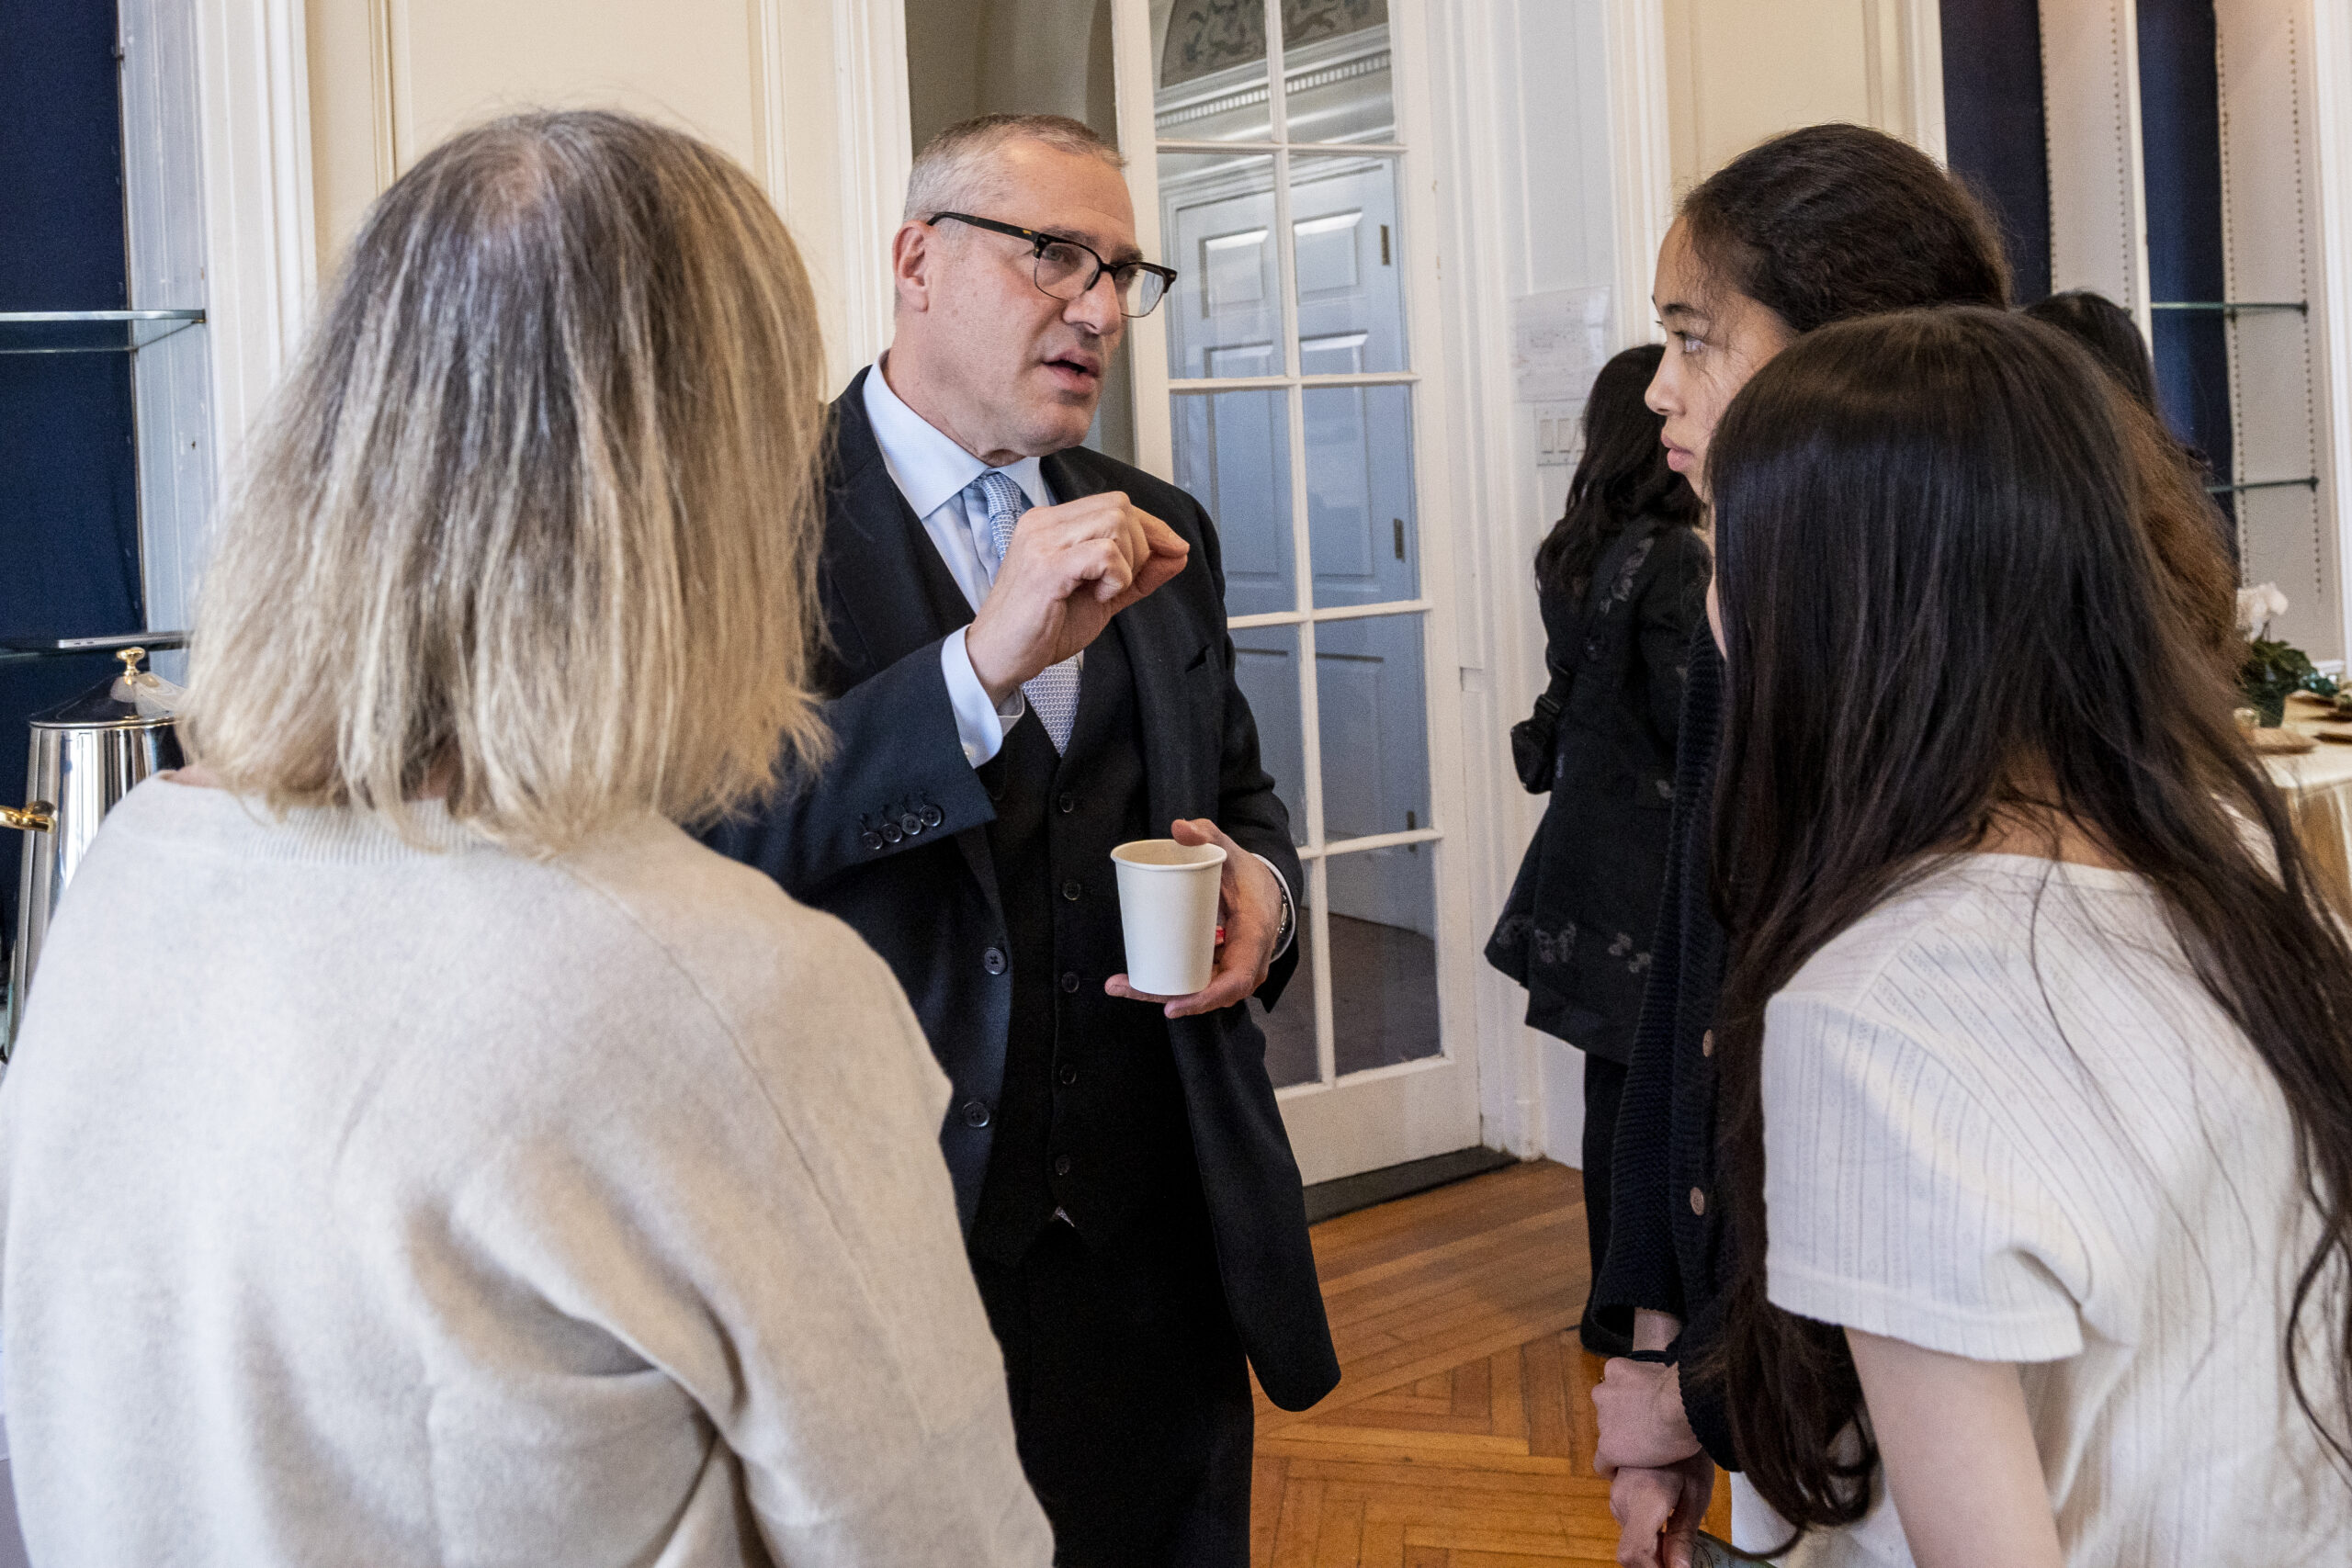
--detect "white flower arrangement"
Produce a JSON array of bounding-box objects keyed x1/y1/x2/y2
[{"x1": 2237, "y1": 581, "x2": 2290, "y2": 639}]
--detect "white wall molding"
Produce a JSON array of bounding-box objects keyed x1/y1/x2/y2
[
  {"x1": 1606, "y1": 0, "x2": 1673, "y2": 345},
  {"x1": 1899, "y1": 0, "x2": 1948, "y2": 162},
  {"x1": 194, "y1": 0, "x2": 318, "y2": 463},
  {"x1": 830, "y1": 0, "x2": 913, "y2": 374}
]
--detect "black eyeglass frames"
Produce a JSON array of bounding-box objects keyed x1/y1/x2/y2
[{"x1": 929, "y1": 212, "x2": 1178, "y2": 319}]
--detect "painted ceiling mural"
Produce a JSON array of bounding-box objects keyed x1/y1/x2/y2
[{"x1": 1161, "y1": 0, "x2": 1387, "y2": 87}]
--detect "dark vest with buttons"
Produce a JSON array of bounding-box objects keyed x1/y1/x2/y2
[{"x1": 964, "y1": 625, "x2": 1199, "y2": 1266}]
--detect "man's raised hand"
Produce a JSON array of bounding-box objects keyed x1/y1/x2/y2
[{"x1": 965, "y1": 491, "x2": 1190, "y2": 705}]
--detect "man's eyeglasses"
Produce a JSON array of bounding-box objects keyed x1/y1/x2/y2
[{"x1": 929, "y1": 212, "x2": 1178, "y2": 319}]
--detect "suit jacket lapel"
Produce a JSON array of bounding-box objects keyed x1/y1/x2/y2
[
  {"x1": 827, "y1": 369, "x2": 1001, "y2": 904},
  {"x1": 824, "y1": 368, "x2": 976, "y2": 673}
]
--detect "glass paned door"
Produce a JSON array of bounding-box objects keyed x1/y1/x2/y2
[{"x1": 1120, "y1": 0, "x2": 1478, "y2": 1180}]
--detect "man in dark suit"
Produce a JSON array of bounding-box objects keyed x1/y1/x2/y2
[{"x1": 707, "y1": 113, "x2": 1340, "y2": 1565}]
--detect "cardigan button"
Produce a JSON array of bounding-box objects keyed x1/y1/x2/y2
[
  {"x1": 1701, "y1": 1029, "x2": 1714, "y2": 1058},
  {"x1": 982, "y1": 947, "x2": 1007, "y2": 976},
  {"x1": 1060, "y1": 971, "x2": 1080, "y2": 994},
  {"x1": 1053, "y1": 1154, "x2": 1074, "y2": 1178},
  {"x1": 1689, "y1": 1187, "x2": 1707, "y2": 1216},
  {"x1": 1062, "y1": 878, "x2": 1083, "y2": 902},
  {"x1": 961, "y1": 1100, "x2": 990, "y2": 1129},
  {"x1": 1057, "y1": 792, "x2": 1077, "y2": 814}
]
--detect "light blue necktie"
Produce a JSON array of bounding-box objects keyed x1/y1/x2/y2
[{"x1": 976, "y1": 469, "x2": 1081, "y2": 752}]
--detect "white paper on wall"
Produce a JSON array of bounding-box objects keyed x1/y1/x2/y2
[{"x1": 1510, "y1": 286, "x2": 1611, "y2": 404}]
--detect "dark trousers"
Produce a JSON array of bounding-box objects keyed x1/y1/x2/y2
[
  {"x1": 970, "y1": 1219, "x2": 1253, "y2": 1568},
  {"x1": 1580, "y1": 1051, "x2": 1634, "y2": 1357}
]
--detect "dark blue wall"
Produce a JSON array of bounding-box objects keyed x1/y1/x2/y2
[
  {"x1": 1939, "y1": 0, "x2": 2052, "y2": 304},
  {"x1": 0, "y1": 0, "x2": 141, "y2": 951},
  {"x1": 2136, "y1": 0, "x2": 2234, "y2": 511}
]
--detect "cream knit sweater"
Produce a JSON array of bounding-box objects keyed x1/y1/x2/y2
[{"x1": 0, "y1": 778, "x2": 1052, "y2": 1567}]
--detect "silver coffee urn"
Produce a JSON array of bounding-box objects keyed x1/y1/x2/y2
[{"x1": 2, "y1": 647, "x2": 185, "y2": 1055}]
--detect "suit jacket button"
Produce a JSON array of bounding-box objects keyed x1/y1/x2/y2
[
  {"x1": 920, "y1": 805, "x2": 944, "y2": 828},
  {"x1": 1061, "y1": 878, "x2": 1083, "y2": 902},
  {"x1": 1053, "y1": 1154, "x2": 1073, "y2": 1177},
  {"x1": 1059, "y1": 971, "x2": 1080, "y2": 994},
  {"x1": 982, "y1": 947, "x2": 1007, "y2": 976},
  {"x1": 962, "y1": 1100, "x2": 990, "y2": 1129},
  {"x1": 1057, "y1": 792, "x2": 1077, "y2": 815},
  {"x1": 860, "y1": 830, "x2": 883, "y2": 851},
  {"x1": 880, "y1": 821, "x2": 903, "y2": 844},
  {"x1": 899, "y1": 812, "x2": 923, "y2": 836},
  {"x1": 1690, "y1": 1187, "x2": 1707, "y2": 1216}
]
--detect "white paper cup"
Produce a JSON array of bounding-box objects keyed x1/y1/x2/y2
[{"x1": 1111, "y1": 839, "x2": 1227, "y2": 996}]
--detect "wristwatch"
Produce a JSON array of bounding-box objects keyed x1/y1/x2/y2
[{"x1": 1261, "y1": 854, "x2": 1296, "y2": 959}]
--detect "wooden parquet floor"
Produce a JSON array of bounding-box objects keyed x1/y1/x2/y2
[{"x1": 1250, "y1": 1159, "x2": 1731, "y2": 1567}]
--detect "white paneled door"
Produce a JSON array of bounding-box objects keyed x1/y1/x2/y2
[{"x1": 1113, "y1": 0, "x2": 1481, "y2": 1183}]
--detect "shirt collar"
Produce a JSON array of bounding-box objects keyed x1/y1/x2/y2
[{"x1": 862, "y1": 355, "x2": 1049, "y2": 519}]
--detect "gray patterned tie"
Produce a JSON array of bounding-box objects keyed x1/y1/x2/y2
[{"x1": 977, "y1": 469, "x2": 1081, "y2": 752}]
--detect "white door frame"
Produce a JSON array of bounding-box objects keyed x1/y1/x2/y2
[{"x1": 1107, "y1": 0, "x2": 1503, "y2": 1182}]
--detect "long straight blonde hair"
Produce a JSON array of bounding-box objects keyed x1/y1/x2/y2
[{"x1": 185, "y1": 109, "x2": 830, "y2": 852}]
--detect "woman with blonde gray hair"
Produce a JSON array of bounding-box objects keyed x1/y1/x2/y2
[{"x1": 0, "y1": 110, "x2": 1051, "y2": 1568}]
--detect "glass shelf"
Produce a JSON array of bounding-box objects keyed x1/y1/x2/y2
[
  {"x1": 2207, "y1": 477, "x2": 2319, "y2": 496},
  {"x1": 0, "y1": 310, "x2": 205, "y2": 355},
  {"x1": 0, "y1": 632, "x2": 188, "y2": 667}
]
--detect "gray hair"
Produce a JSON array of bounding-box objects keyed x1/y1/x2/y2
[
  {"x1": 902, "y1": 114, "x2": 1125, "y2": 221},
  {"x1": 185, "y1": 110, "x2": 831, "y2": 852}
]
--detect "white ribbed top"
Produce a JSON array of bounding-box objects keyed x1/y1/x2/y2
[{"x1": 1763, "y1": 854, "x2": 2349, "y2": 1566}]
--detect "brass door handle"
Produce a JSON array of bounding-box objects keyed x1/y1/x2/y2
[{"x1": 0, "y1": 802, "x2": 55, "y2": 832}]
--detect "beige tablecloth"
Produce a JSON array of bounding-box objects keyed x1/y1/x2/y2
[{"x1": 2263, "y1": 694, "x2": 2352, "y2": 908}]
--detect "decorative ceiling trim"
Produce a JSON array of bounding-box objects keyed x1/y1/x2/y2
[{"x1": 1161, "y1": 0, "x2": 1389, "y2": 88}]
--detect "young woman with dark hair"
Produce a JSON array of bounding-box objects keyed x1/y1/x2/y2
[
  {"x1": 2022, "y1": 290, "x2": 2242, "y2": 672},
  {"x1": 1487, "y1": 343, "x2": 1704, "y2": 1358},
  {"x1": 1704, "y1": 305, "x2": 2351, "y2": 1564},
  {"x1": 1586, "y1": 123, "x2": 2021, "y2": 1568},
  {"x1": 2022, "y1": 288, "x2": 2162, "y2": 412}
]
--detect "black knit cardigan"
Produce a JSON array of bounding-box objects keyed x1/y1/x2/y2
[{"x1": 1593, "y1": 626, "x2": 1739, "y2": 1470}]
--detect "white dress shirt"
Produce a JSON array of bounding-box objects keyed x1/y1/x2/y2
[{"x1": 858, "y1": 359, "x2": 1295, "y2": 961}]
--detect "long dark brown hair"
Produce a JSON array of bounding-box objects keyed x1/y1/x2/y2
[
  {"x1": 1535, "y1": 344, "x2": 1698, "y2": 597},
  {"x1": 1706, "y1": 307, "x2": 2352, "y2": 1538}
]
